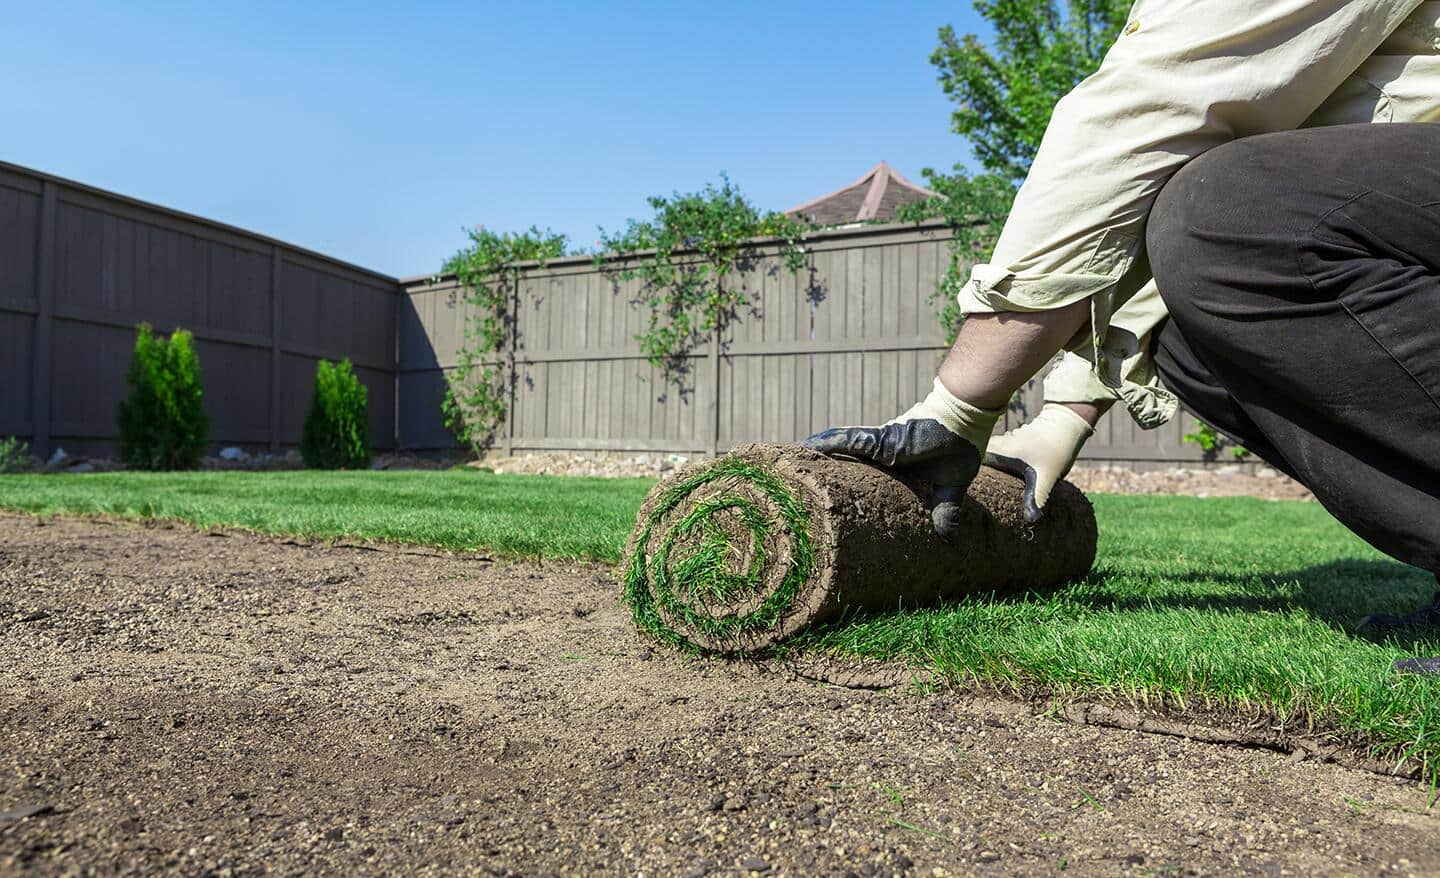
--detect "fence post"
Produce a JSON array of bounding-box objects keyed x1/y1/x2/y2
[
  {"x1": 707, "y1": 330, "x2": 720, "y2": 458},
  {"x1": 393, "y1": 281, "x2": 402, "y2": 451},
  {"x1": 269, "y1": 247, "x2": 282, "y2": 453},
  {"x1": 503, "y1": 273, "x2": 519, "y2": 457},
  {"x1": 30, "y1": 180, "x2": 57, "y2": 460}
]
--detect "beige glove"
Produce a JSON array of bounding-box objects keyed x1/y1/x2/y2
[
  {"x1": 802, "y1": 378, "x2": 1004, "y2": 540},
  {"x1": 984, "y1": 403, "x2": 1094, "y2": 524}
]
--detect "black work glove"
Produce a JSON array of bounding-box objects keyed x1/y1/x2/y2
[{"x1": 800, "y1": 378, "x2": 1003, "y2": 539}]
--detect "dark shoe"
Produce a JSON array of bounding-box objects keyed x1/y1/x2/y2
[
  {"x1": 1392, "y1": 657, "x2": 1440, "y2": 674},
  {"x1": 1359, "y1": 590, "x2": 1440, "y2": 633}
]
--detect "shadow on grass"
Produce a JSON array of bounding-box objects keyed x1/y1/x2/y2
[
  {"x1": 803, "y1": 558, "x2": 1440, "y2": 651},
  {"x1": 1072, "y1": 558, "x2": 1438, "y2": 645}
]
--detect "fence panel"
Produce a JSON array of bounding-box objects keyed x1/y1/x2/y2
[
  {"x1": 399, "y1": 221, "x2": 1207, "y2": 465},
  {"x1": 0, "y1": 160, "x2": 401, "y2": 459}
]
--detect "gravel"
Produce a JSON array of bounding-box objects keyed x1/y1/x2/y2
[
  {"x1": 476, "y1": 452, "x2": 1315, "y2": 502},
  {"x1": 22, "y1": 445, "x2": 1317, "y2": 503}
]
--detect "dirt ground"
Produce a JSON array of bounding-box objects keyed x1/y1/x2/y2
[{"x1": 2, "y1": 514, "x2": 1433, "y2": 877}]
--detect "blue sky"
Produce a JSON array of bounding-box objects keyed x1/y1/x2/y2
[{"x1": 2, "y1": 1, "x2": 987, "y2": 278}]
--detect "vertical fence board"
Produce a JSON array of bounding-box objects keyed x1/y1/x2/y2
[{"x1": 29, "y1": 182, "x2": 56, "y2": 456}]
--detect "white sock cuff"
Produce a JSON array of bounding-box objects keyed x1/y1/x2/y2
[{"x1": 930, "y1": 378, "x2": 1005, "y2": 428}]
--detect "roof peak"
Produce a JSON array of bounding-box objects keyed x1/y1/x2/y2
[{"x1": 786, "y1": 161, "x2": 940, "y2": 224}]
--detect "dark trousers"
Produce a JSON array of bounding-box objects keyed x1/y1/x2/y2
[{"x1": 1147, "y1": 123, "x2": 1440, "y2": 575}]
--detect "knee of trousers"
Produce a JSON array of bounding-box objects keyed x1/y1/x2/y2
[{"x1": 1146, "y1": 135, "x2": 1305, "y2": 327}]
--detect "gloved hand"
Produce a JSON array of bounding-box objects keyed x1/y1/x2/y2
[
  {"x1": 983, "y1": 402, "x2": 1094, "y2": 524},
  {"x1": 800, "y1": 378, "x2": 1004, "y2": 539}
]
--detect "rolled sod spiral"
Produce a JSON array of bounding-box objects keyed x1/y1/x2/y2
[{"x1": 623, "y1": 443, "x2": 1097, "y2": 653}]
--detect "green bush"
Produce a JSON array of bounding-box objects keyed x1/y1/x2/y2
[
  {"x1": 0, "y1": 436, "x2": 30, "y2": 474},
  {"x1": 1184, "y1": 419, "x2": 1250, "y2": 461},
  {"x1": 117, "y1": 323, "x2": 209, "y2": 471},
  {"x1": 301, "y1": 358, "x2": 370, "y2": 469}
]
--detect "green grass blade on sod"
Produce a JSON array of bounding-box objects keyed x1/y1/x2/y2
[{"x1": 1, "y1": 472, "x2": 1437, "y2": 775}]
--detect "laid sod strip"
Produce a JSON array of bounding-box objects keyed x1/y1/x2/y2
[
  {"x1": 0, "y1": 469, "x2": 652, "y2": 561},
  {"x1": 622, "y1": 443, "x2": 1098, "y2": 652}
]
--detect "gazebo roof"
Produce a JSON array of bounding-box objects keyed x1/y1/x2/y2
[{"x1": 785, "y1": 161, "x2": 940, "y2": 226}]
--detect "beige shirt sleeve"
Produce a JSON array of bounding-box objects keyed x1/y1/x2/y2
[{"x1": 979, "y1": 0, "x2": 1428, "y2": 427}]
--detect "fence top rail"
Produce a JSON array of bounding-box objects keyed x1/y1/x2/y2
[
  {"x1": 399, "y1": 217, "x2": 965, "y2": 290},
  {"x1": 0, "y1": 158, "x2": 399, "y2": 288}
]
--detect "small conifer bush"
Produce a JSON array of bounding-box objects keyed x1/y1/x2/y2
[
  {"x1": 301, "y1": 358, "x2": 370, "y2": 469},
  {"x1": 117, "y1": 323, "x2": 210, "y2": 471},
  {"x1": 0, "y1": 436, "x2": 30, "y2": 473}
]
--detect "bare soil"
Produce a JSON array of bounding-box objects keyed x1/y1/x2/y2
[{"x1": 2, "y1": 514, "x2": 1432, "y2": 877}]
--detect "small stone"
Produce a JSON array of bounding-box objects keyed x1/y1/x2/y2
[
  {"x1": 978, "y1": 851, "x2": 1000, "y2": 862},
  {"x1": 218, "y1": 447, "x2": 248, "y2": 461},
  {"x1": 324, "y1": 826, "x2": 344, "y2": 841},
  {"x1": 706, "y1": 795, "x2": 726, "y2": 812},
  {"x1": 740, "y1": 855, "x2": 771, "y2": 873},
  {"x1": 722, "y1": 796, "x2": 746, "y2": 812},
  {"x1": 0, "y1": 803, "x2": 54, "y2": 824}
]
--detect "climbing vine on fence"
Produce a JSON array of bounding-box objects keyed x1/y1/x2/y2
[
  {"x1": 596, "y1": 176, "x2": 810, "y2": 392},
  {"x1": 441, "y1": 226, "x2": 567, "y2": 453}
]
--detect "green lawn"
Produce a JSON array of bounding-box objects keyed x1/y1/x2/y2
[
  {"x1": 0, "y1": 470, "x2": 654, "y2": 560},
  {"x1": 1, "y1": 469, "x2": 1437, "y2": 774}
]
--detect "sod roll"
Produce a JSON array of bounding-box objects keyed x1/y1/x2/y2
[{"x1": 623, "y1": 442, "x2": 1096, "y2": 653}]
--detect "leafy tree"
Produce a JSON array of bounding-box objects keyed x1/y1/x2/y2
[
  {"x1": 117, "y1": 323, "x2": 210, "y2": 470},
  {"x1": 901, "y1": 0, "x2": 1132, "y2": 338},
  {"x1": 933, "y1": 0, "x2": 1132, "y2": 184}
]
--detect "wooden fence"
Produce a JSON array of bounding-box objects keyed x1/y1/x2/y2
[
  {"x1": 399, "y1": 221, "x2": 1207, "y2": 464},
  {"x1": 0, "y1": 160, "x2": 400, "y2": 459},
  {"x1": 0, "y1": 164, "x2": 1205, "y2": 467}
]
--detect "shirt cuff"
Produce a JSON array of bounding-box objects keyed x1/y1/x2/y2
[
  {"x1": 1042, "y1": 351, "x2": 1179, "y2": 431},
  {"x1": 957, "y1": 264, "x2": 1122, "y2": 314}
]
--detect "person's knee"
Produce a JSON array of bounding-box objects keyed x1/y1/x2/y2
[
  {"x1": 1147, "y1": 135, "x2": 1301, "y2": 319},
  {"x1": 1148, "y1": 141, "x2": 1249, "y2": 299}
]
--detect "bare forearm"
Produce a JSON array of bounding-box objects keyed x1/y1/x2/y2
[{"x1": 936, "y1": 299, "x2": 1092, "y2": 410}]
